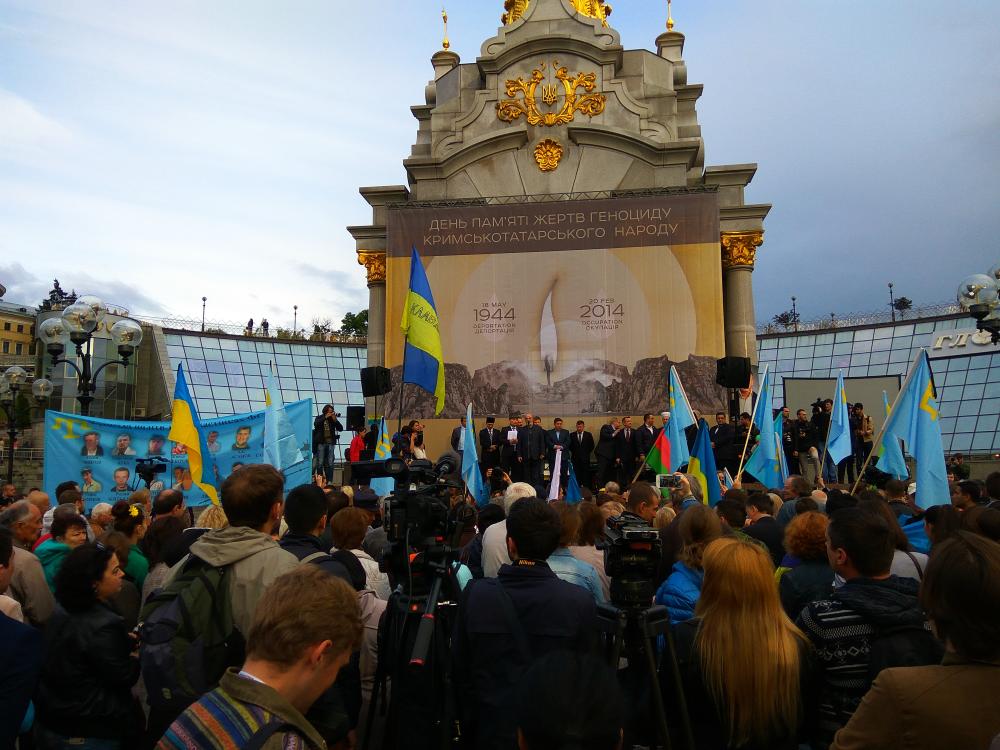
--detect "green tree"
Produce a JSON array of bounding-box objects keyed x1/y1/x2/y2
[
  {"x1": 339, "y1": 309, "x2": 368, "y2": 337},
  {"x1": 893, "y1": 297, "x2": 913, "y2": 318},
  {"x1": 772, "y1": 310, "x2": 800, "y2": 330},
  {"x1": 14, "y1": 392, "x2": 31, "y2": 430}
]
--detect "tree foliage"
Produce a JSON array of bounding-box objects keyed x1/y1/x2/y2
[
  {"x1": 772, "y1": 309, "x2": 800, "y2": 330},
  {"x1": 339, "y1": 310, "x2": 368, "y2": 338}
]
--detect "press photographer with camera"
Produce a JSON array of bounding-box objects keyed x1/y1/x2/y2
[
  {"x1": 453, "y1": 496, "x2": 598, "y2": 750},
  {"x1": 313, "y1": 405, "x2": 344, "y2": 482}
]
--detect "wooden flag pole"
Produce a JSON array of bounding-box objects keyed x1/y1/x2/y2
[{"x1": 735, "y1": 365, "x2": 769, "y2": 480}]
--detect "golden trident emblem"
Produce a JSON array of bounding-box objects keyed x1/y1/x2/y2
[{"x1": 496, "y1": 61, "x2": 606, "y2": 127}]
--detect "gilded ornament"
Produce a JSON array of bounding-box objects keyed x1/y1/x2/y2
[
  {"x1": 497, "y1": 62, "x2": 606, "y2": 127},
  {"x1": 502, "y1": 0, "x2": 612, "y2": 26},
  {"x1": 534, "y1": 139, "x2": 564, "y2": 172},
  {"x1": 720, "y1": 231, "x2": 764, "y2": 270},
  {"x1": 357, "y1": 250, "x2": 387, "y2": 284}
]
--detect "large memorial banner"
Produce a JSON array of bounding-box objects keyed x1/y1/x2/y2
[
  {"x1": 44, "y1": 400, "x2": 313, "y2": 511},
  {"x1": 385, "y1": 192, "x2": 726, "y2": 418}
]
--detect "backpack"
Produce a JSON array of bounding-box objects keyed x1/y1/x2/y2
[
  {"x1": 866, "y1": 620, "x2": 943, "y2": 683},
  {"x1": 139, "y1": 556, "x2": 245, "y2": 713}
]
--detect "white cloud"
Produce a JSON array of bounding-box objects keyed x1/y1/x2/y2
[{"x1": 0, "y1": 88, "x2": 74, "y2": 159}]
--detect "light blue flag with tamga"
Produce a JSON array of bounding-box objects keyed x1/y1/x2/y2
[
  {"x1": 461, "y1": 403, "x2": 489, "y2": 508},
  {"x1": 827, "y1": 371, "x2": 853, "y2": 465},
  {"x1": 369, "y1": 417, "x2": 395, "y2": 498},
  {"x1": 264, "y1": 362, "x2": 305, "y2": 471},
  {"x1": 877, "y1": 390, "x2": 909, "y2": 480},
  {"x1": 666, "y1": 366, "x2": 696, "y2": 472}
]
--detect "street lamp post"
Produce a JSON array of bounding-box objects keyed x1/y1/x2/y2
[
  {"x1": 888, "y1": 282, "x2": 896, "y2": 322},
  {"x1": 37, "y1": 296, "x2": 143, "y2": 417},
  {"x1": 293, "y1": 305, "x2": 298, "y2": 336},
  {"x1": 201, "y1": 297, "x2": 207, "y2": 333},
  {"x1": 957, "y1": 266, "x2": 1000, "y2": 343},
  {"x1": 0, "y1": 367, "x2": 52, "y2": 485},
  {"x1": 790, "y1": 296, "x2": 798, "y2": 332}
]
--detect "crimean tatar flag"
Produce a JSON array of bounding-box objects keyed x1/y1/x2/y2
[
  {"x1": 827, "y1": 371, "x2": 853, "y2": 465},
  {"x1": 688, "y1": 419, "x2": 721, "y2": 506},
  {"x1": 877, "y1": 390, "x2": 908, "y2": 480},
  {"x1": 369, "y1": 417, "x2": 395, "y2": 498},
  {"x1": 264, "y1": 362, "x2": 305, "y2": 471},
  {"x1": 666, "y1": 366, "x2": 696, "y2": 472},
  {"x1": 168, "y1": 364, "x2": 218, "y2": 505},
  {"x1": 401, "y1": 247, "x2": 446, "y2": 415}
]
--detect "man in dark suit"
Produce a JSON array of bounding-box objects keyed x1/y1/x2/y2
[
  {"x1": 479, "y1": 416, "x2": 501, "y2": 472},
  {"x1": 743, "y1": 493, "x2": 785, "y2": 567},
  {"x1": 546, "y1": 418, "x2": 572, "y2": 486},
  {"x1": 634, "y1": 413, "x2": 659, "y2": 481},
  {"x1": 569, "y1": 420, "x2": 595, "y2": 489},
  {"x1": 595, "y1": 417, "x2": 619, "y2": 489},
  {"x1": 500, "y1": 414, "x2": 521, "y2": 483},
  {"x1": 0, "y1": 528, "x2": 43, "y2": 748},
  {"x1": 450, "y1": 417, "x2": 467, "y2": 458},
  {"x1": 613, "y1": 416, "x2": 639, "y2": 487},
  {"x1": 517, "y1": 412, "x2": 547, "y2": 496},
  {"x1": 709, "y1": 412, "x2": 738, "y2": 478}
]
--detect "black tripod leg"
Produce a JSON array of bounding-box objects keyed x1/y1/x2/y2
[
  {"x1": 640, "y1": 633, "x2": 673, "y2": 750},
  {"x1": 660, "y1": 625, "x2": 695, "y2": 750}
]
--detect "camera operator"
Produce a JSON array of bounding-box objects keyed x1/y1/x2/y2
[
  {"x1": 313, "y1": 405, "x2": 343, "y2": 482},
  {"x1": 453, "y1": 497, "x2": 598, "y2": 750}
]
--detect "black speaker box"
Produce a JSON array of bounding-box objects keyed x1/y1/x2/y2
[
  {"x1": 716, "y1": 357, "x2": 752, "y2": 388},
  {"x1": 360, "y1": 366, "x2": 392, "y2": 398},
  {"x1": 345, "y1": 406, "x2": 366, "y2": 432}
]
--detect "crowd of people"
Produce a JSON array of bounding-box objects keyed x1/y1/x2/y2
[{"x1": 0, "y1": 438, "x2": 998, "y2": 750}]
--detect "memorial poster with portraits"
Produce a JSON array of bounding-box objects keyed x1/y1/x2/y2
[{"x1": 43, "y1": 399, "x2": 313, "y2": 511}]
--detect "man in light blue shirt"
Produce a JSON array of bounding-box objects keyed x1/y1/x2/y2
[{"x1": 547, "y1": 546, "x2": 606, "y2": 603}]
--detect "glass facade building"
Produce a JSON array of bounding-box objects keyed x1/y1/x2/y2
[
  {"x1": 163, "y1": 330, "x2": 366, "y2": 419},
  {"x1": 758, "y1": 315, "x2": 1000, "y2": 455}
]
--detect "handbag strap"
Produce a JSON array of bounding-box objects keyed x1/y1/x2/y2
[
  {"x1": 904, "y1": 550, "x2": 924, "y2": 580},
  {"x1": 245, "y1": 719, "x2": 291, "y2": 750}
]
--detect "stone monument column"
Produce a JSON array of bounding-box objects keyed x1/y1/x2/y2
[
  {"x1": 358, "y1": 250, "x2": 386, "y2": 414},
  {"x1": 721, "y1": 231, "x2": 763, "y2": 363}
]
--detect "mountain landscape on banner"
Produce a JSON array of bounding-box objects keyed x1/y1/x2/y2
[{"x1": 385, "y1": 354, "x2": 727, "y2": 419}]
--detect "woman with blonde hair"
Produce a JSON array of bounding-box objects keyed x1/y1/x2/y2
[{"x1": 670, "y1": 537, "x2": 813, "y2": 749}]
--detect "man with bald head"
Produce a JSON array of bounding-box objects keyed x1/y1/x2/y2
[
  {"x1": 25, "y1": 490, "x2": 50, "y2": 517},
  {"x1": 0, "y1": 501, "x2": 54, "y2": 627}
]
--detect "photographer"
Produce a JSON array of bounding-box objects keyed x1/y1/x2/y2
[
  {"x1": 453, "y1": 497, "x2": 598, "y2": 750},
  {"x1": 313, "y1": 405, "x2": 343, "y2": 482}
]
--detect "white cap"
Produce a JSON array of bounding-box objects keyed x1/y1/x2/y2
[{"x1": 907, "y1": 482, "x2": 917, "y2": 496}]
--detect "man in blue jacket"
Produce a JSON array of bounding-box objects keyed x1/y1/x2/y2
[{"x1": 453, "y1": 497, "x2": 598, "y2": 750}]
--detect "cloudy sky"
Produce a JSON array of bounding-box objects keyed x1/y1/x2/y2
[{"x1": 1, "y1": 0, "x2": 997, "y2": 331}]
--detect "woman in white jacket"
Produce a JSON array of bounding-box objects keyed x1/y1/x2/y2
[{"x1": 331, "y1": 507, "x2": 392, "y2": 599}]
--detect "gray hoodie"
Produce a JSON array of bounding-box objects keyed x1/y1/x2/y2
[{"x1": 165, "y1": 526, "x2": 298, "y2": 635}]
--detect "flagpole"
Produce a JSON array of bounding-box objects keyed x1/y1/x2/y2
[
  {"x1": 736, "y1": 365, "x2": 768, "y2": 480},
  {"x1": 396, "y1": 344, "x2": 407, "y2": 436},
  {"x1": 817, "y1": 370, "x2": 841, "y2": 483},
  {"x1": 849, "y1": 350, "x2": 922, "y2": 495}
]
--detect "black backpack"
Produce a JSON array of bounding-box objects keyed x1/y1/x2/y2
[
  {"x1": 866, "y1": 620, "x2": 943, "y2": 682},
  {"x1": 139, "y1": 556, "x2": 246, "y2": 713}
]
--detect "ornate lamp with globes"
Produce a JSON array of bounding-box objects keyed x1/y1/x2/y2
[
  {"x1": 37, "y1": 295, "x2": 143, "y2": 416},
  {"x1": 957, "y1": 266, "x2": 1000, "y2": 343},
  {"x1": 0, "y1": 366, "x2": 53, "y2": 484}
]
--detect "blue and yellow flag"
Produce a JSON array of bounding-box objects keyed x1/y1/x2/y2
[
  {"x1": 401, "y1": 247, "x2": 445, "y2": 414},
  {"x1": 168, "y1": 364, "x2": 218, "y2": 505},
  {"x1": 666, "y1": 366, "x2": 696, "y2": 472},
  {"x1": 744, "y1": 367, "x2": 782, "y2": 489},
  {"x1": 879, "y1": 351, "x2": 947, "y2": 510},
  {"x1": 827, "y1": 371, "x2": 853, "y2": 465},
  {"x1": 688, "y1": 419, "x2": 721, "y2": 506}
]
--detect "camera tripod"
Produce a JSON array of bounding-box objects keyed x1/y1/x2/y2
[{"x1": 599, "y1": 603, "x2": 694, "y2": 750}]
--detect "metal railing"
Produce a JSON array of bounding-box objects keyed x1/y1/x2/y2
[
  {"x1": 139, "y1": 316, "x2": 367, "y2": 346},
  {"x1": 758, "y1": 301, "x2": 963, "y2": 336}
]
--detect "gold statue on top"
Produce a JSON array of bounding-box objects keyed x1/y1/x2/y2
[{"x1": 502, "y1": 0, "x2": 612, "y2": 26}]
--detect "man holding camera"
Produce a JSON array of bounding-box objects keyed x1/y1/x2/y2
[{"x1": 313, "y1": 405, "x2": 343, "y2": 483}]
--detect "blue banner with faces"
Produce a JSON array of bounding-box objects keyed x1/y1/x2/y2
[{"x1": 43, "y1": 400, "x2": 313, "y2": 511}]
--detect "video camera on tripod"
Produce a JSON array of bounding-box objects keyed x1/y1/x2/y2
[
  {"x1": 602, "y1": 515, "x2": 662, "y2": 610},
  {"x1": 134, "y1": 457, "x2": 166, "y2": 490}
]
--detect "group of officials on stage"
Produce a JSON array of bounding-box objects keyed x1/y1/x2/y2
[{"x1": 449, "y1": 412, "x2": 670, "y2": 495}]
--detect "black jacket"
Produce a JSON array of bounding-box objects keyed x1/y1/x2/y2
[
  {"x1": 313, "y1": 414, "x2": 344, "y2": 445},
  {"x1": 545, "y1": 427, "x2": 571, "y2": 466},
  {"x1": 744, "y1": 516, "x2": 785, "y2": 567},
  {"x1": 453, "y1": 561, "x2": 597, "y2": 750},
  {"x1": 779, "y1": 560, "x2": 835, "y2": 621},
  {"x1": 595, "y1": 423, "x2": 617, "y2": 460},
  {"x1": 37, "y1": 603, "x2": 141, "y2": 739},
  {"x1": 791, "y1": 419, "x2": 818, "y2": 453},
  {"x1": 516, "y1": 425, "x2": 546, "y2": 461},
  {"x1": 479, "y1": 427, "x2": 502, "y2": 467},
  {"x1": 614, "y1": 427, "x2": 638, "y2": 467},
  {"x1": 279, "y1": 533, "x2": 354, "y2": 586},
  {"x1": 0, "y1": 612, "x2": 42, "y2": 748},
  {"x1": 710, "y1": 423, "x2": 737, "y2": 462},
  {"x1": 569, "y1": 430, "x2": 595, "y2": 466},
  {"x1": 635, "y1": 423, "x2": 659, "y2": 457}
]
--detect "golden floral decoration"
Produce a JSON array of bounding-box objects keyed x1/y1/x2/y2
[{"x1": 534, "y1": 139, "x2": 564, "y2": 172}]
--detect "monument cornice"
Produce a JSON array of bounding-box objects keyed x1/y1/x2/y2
[
  {"x1": 477, "y1": 37, "x2": 624, "y2": 76},
  {"x1": 404, "y1": 129, "x2": 529, "y2": 182},
  {"x1": 568, "y1": 124, "x2": 700, "y2": 168}
]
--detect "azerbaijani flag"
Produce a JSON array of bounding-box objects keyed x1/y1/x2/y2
[
  {"x1": 645, "y1": 427, "x2": 671, "y2": 476},
  {"x1": 688, "y1": 419, "x2": 721, "y2": 506},
  {"x1": 401, "y1": 247, "x2": 446, "y2": 414},
  {"x1": 168, "y1": 364, "x2": 218, "y2": 505}
]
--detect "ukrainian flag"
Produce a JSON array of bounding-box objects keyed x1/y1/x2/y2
[
  {"x1": 401, "y1": 247, "x2": 445, "y2": 414},
  {"x1": 168, "y1": 364, "x2": 219, "y2": 505},
  {"x1": 688, "y1": 419, "x2": 721, "y2": 506}
]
